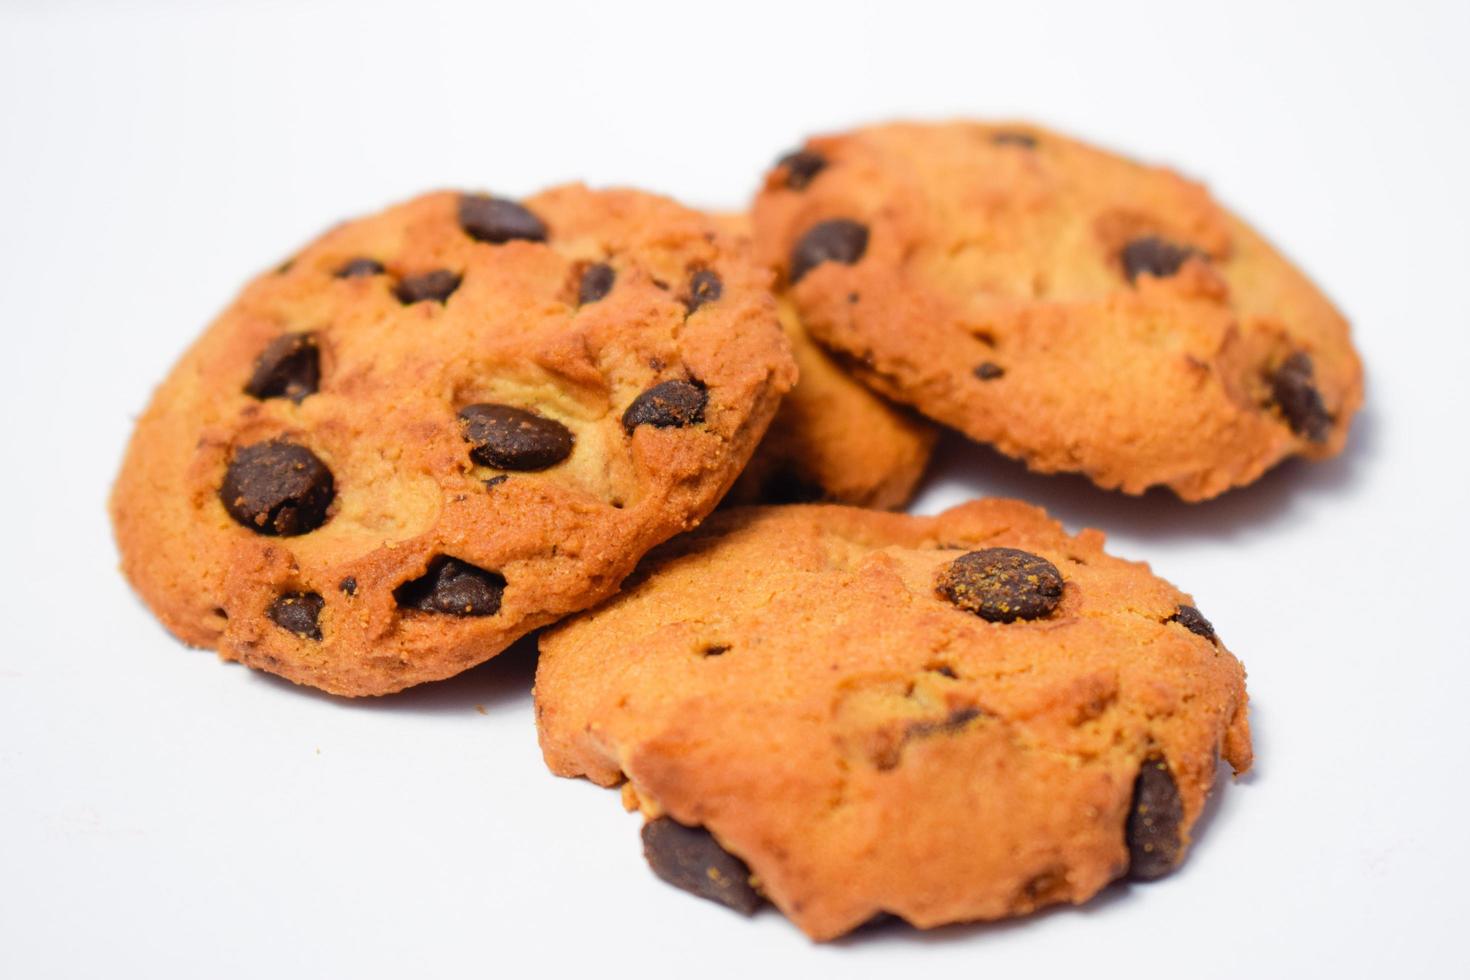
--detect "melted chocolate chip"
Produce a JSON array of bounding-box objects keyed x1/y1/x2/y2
[
  {"x1": 1270, "y1": 352, "x2": 1332, "y2": 442},
  {"x1": 338, "y1": 577, "x2": 357, "y2": 597},
  {"x1": 685, "y1": 269, "x2": 723, "y2": 313},
  {"x1": 974, "y1": 361, "x2": 1005, "y2": 381},
  {"x1": 1121, "y1": 236, "x2": 1198, "y2": 282},
  {"x1": 777, "y1": 149, "x2": 827, "y2": 190},
  {"x1": 458, "y1": 194, "x2": 547, "y2": 244},
  {"x1": 394, "y1": 269, "x2": 461, "y2": 304},
  {"x1": 458, "y1": 404, "x2": 574, "y2": 471},
  {"x1": 220, "y1": 441, "x2": 335, "y2": 536},
  {"x1": 992, "y1": 131, "x2": 1038, "y2": 148},
  {"x1": 1126, "y1": 757, "x2": 1184, "y2": 880},
  {"x1": 394, "y1": 556, "x2": 505, "y2": 617},
  {"x1": 622, "y1": 380, "x2": 707, "y2": 431},
  {"x1": 245, "y1": 332, "x2": 320, "y2": 403},
  {"x1": 906, "y1": 706, "x2": 984, "y2": 740},
  {"x1": 790, "y1": 219, "x2": 869, "y2": 283},
  {"x1": 578, "y1": 263, "x2": 615, "y2": 305},
  {"x1": 335, "y1": 257, "x2": 385, "y2": 278},
  {"x1": 640, "y1": 818, "x2": 763, "y2": 915},
  {"x1": 1169, "y1": 604, "x2": 1216, "y2": 641},
  {"x1": 937, "y1": 547, "x2": 1063, "y2": 623},
  {"x1": 267, "y1": 592, "x2": 324, "y2": 640}
]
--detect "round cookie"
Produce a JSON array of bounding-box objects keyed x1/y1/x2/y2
[
  {"x1": 536, "y1": 500, "x2": 1252, "y2": 940},
  {"x1": 709, "y1": 212, "x2": 937, "y2": 510},
  {"x1": 111, "y1": 186, "x2": 796, "y2": 696},
  {"x1": 752, "y1": 121, "x2": 1364, "y2": 500}
]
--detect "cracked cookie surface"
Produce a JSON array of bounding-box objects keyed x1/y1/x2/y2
[
  {"x1": 536, "y1": 500, "x2": 1251, "y2": 939},
  {"x1": 752, "y1": 120, "x2": 1364, "y2": 500},
  {"x1": 111, "y1": 186, "x2": 795, "y2": 696}
]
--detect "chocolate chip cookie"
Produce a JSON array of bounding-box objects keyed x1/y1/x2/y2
[
  {"x1": 709, "y1": 212, "x2": 937, "y2": 509},
  {"x1": 536, "y1": 500, "x2": 1252, "y2": 940},
  {"x1": 111, "y1": 186, "x2": 795, "y2": 696},
  {"x1": 752, "y1": 121, "x2": 1364, "y2": 500}
]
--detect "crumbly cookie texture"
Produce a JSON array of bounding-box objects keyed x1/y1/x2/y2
[
  {"x1": 709, "y1": 212, "x2": 937, "y2": 509},
  {"x1": 536, "y1": 500, "x2": 1252, "y2": 940},
  {"x1": 752, "y1": 121, "x2": 1364, "y2": 501},
  {"x1": 111, "y1": 186, "x2": 795, "y2": 696}
]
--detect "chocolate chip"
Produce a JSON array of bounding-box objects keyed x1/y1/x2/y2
[
  {"x1": 394, "y1": 556, "x2": 505, "y2": 616},
  {"x1": 245, "y1": 332, "x2": 320, "y2": 403},
  {"x1": 458, "y1": 404, "x2": 574, "y2": 471},
  {"x1": 777, "y1": 149, "x2": 827, "y2": 190},
  {"x1": 640, "y1": 818, "x2": 763, "y2": 915},
  {"x1": 394, "y1": 269, "x2": 461, "y2": 304},
  {"x1": 1270, "y1": 352, "x2": 1331, "y2": 442},
  {"x1": 1169, "y1": 604, "x2": 1216, "y2": 641},
  {"x1": 992, "y1": 131, "x2": 1038, "y2": 148},
  {"x1": 936, "y1": 547, "x2": 1063, "y2": 623},
  {"x1": 578, "y1": 263, "x2": 615, "y2": 305},
  {"x1": 1121, "y1": 236, "x2": 1198, "y2": 282},
  {"x1": 906, "y1": 706, "x2": 984, "y2": 739},
  {"x1": 1126, "y1": 757, "x2": 1184, "y2": 881},
  {"x1": 790, "y1": 219, "x2": 869, "y2": 283},
  {"x1": 267, "y1": 591, "x2": 324, "y2": 640},
  {"x1": 220, "y1": 441, "x2": 335, "y2": 536},
  {"x1": 622, "y1": 380, "x2": 707, "y2": 432},
  {"x1": 335, "y1": 257, "x2": 385, "y2": 278},
  {"x1": 974, "y1": 361, "x2": 1005, "y2": 381},
  {"x1": 685, "y1": 269, "x2": 722, "y2": 313},
  {"x1": 484, "y1": 474, "x2": 509, "y2": 489},
  {"x1": 338, "y1": 577, "x2": 357, "y2": 596},
  {"x1": 458, "y1": 194, "x2": 547, "y2": 244}
]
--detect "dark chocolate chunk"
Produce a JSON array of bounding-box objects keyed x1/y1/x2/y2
[
  {"x1": 335, "y1": 257, "x2": 385, "y2": 278},
  {"x1": 685, "y1": 269, "x2": 723, "y2": 313},
  {"x1": 936, "y1": 547, "x2": 1063, "y2": 623},
  {"x1": 458, "y1": 194, "x2": 548, "y2": 244},
  {"x1": 1169, "y1": 604, "x2": 1216, "y2": 641},
  {"x1": 394, "y1": 269, "x2": 461, "y2": 305},
  {"x1": 1270, "y1": 352, "x2": 1332, "y2": 442},
  {"x1": 338, "y1": 577, "x2": 357, "y2": 597},
  {"x1": 458, "y1": 404, "x2": 574, "y2": 471},
  {"x1": 622, "y1": 379, "x2": 707, "y2": 432},
  {"x1": 973, "y1": 361, "x2": 1005, "y2": 381},
  {"x1": 267, "y1": 591, "x2": 324, "y2": 640},
  {"x1": 1126, "y1": 757, "x2": 1185, "y2": 881},
  {"x1": 394, "y1": 556, "x2": 505, "y2": 617},
  {"x1": 578, "y1": 262, "x2": 615, "y2": 305},
  {"x1": 640, "y1": 817, "x2": 763, "y2": 915},
  {"x1": 790, "y1": 219, "x2": 869, "y2": 283},
  {"x1": 245, "y1": 332, "x2": 320, "y2": 403},
  {"x1": 992, "y1": 130, "x2": 1038, "y2": 148},
  {"x1": 1121, "y1": 236, "x2": 1198, "y2": 282},
  {"x1": 220, "y1": 441, "x2": 335, "y2": 536},
  {"x1": 777, "y1": 149, "x2": 827, "y2": 190}
]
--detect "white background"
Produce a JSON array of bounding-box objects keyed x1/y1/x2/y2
[{"x1": 2, "y1": 1, "x2": 1466, "y2": 976}]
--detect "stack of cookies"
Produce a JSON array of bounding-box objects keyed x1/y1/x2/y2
[{"x1": 110, "y1": 120, "x2": 1362, "y2": 941}]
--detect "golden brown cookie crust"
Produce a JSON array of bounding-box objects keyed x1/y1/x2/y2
[
  {"x1": 709, "y1": 212, "x2": 937, "y2": 509},
  {"x1": 753, "y1": 120, "x2": 1364, "y2": 500},
  {"x1": 111, "y1": 186, "x2": 795, "y2": 696},
  {"x1": 536, "y1": 500, "x2": 1252, "y2": 940}
]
